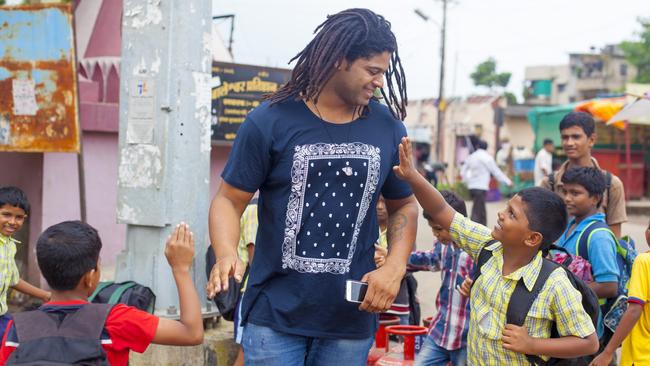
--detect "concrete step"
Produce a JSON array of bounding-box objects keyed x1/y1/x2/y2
[{"x1": 129, "y1": 318, "x2": 238, "y2": 366}]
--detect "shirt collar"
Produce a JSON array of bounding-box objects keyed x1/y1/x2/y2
[
  {"x1": 569, "y1": 212, "x2": 606, "y2": 227},
  {"x1": 0, "y1": 233, "x2": 20, "y2": 246},
  {"x1": 558, "y1": 157, "x2": 601, "y2": 175},
  {"x1": 493, "y1": 245, "x2": 544, "y2": 291}
]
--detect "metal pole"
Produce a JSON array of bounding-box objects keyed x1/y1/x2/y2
[
  {"x1": 71, "y1": 8, "x2": 86, "y2": 223},
  {"x1": 435, "y1": 0, "x2": 447, "y2": 163},
  {"x1": 116, "y1": 0, "x2": 212, "y2": 315}
]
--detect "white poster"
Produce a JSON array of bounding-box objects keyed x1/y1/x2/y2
[
  {"x1": 126, "y1": 78, "x2": 156, "y2": 144},
  {"x1": 12, "y1": 79, "x2": 38, "y2": 116}
]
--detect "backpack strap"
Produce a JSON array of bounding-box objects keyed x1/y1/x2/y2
[
  {"x1": 471, "y1": 239, "x2": 498, "y2": 284},
  {"x1": 506, "y1": 258, "x2": 559, "y2": 366},
  {"x1": 58, "y1": 303, "x2": 114, "y2": 339},
  {"x1": 88, "y1": 281, "x2": 114, "y2": 303},
  {"x1": 576, "y1": 221, "x2": 611, "y2": 261},
  {"x1": 108, "y1": 282, "x2": 138, "y2": 305}
]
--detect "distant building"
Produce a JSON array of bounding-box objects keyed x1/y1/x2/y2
[
  {"x1": 524, "y1": 44, "x2": 637, "y2": 105},
  {"x1": 523, "y1": 65, "x2": 572, "y2": 105}
]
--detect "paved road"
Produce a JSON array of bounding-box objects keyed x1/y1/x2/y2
[{"x1": 413, "y1": 199, "x2": 649, "y2": 321}]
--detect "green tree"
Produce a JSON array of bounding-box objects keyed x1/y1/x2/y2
[
  {"x1": 620, "y1": 18, "x2": 650, "y2": 83},
  {"x1": 470, "y1": 57, "x2": 512, "y2": 89},
  {"x1": 503, "y1": 91, "x2": 517, "y2": 105},
  {"x1": 0, "y1": 0, "x2": 6, "y2": 6}
]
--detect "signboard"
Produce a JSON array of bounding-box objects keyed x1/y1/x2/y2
[
  {"x1": 0, "y1": 4, "x2": 80, "y2": 153},
  {"x1": 211, "y1": 62, "x2": 290, "y2": 141}
]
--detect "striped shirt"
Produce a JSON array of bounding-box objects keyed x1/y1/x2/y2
[
  {"x1": 408, "y1": 241, "x2": 474, "y2": 350},
  {"x1": 449, "y1": 212, "x2": 595, "y2": 365},
  {"x1": 0, "y1": 235, "x2": 19, "y2": 316}
]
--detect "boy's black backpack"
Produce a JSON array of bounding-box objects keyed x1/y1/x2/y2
[
  {"x1": 405, "y1": 273, "x2": 421, "y2": 326},
  {"x1": 6, "y1": 303, "x2": 113, "y2": 365},
  {"x1": 88, "y1": 281, "x2": 155, "y2": 313},
  {"x1": 473, "y1": 241, "x2": 600, "y2": 366}
]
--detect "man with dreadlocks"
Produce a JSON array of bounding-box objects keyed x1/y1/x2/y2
[{"x1": 207, "y1": 8, "x2": 418, "y2": 365}]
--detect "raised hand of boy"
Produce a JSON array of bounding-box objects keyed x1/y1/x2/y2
[
  {"x1": 502, "y1": 324, "x2": 534, "y2": 354},
  {"x1": 164, "y1": 223, "x2": 195, "y2": 272},
  {"x1": 393, "y1": 137, "x2": 419, "y2": 183},
  {"x1": 153, "y1": 223, "x2": 203, "y2": 346}
]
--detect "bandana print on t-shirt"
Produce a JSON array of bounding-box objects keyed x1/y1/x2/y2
[{"x1": 282, "y1": 142, "x2": 380, "y2": 274}]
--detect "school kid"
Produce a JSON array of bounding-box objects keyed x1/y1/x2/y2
[
  {"x1": 0, "y1": 221, "x2": 203, "y2": 365},
  {"x1": 374, "y1": 196, "x2": 411, "y2": 324},
  {"x1": 393, "y1": 137, "x2": 599, "y2": 365},
  {"x1": 408, "y1": 190, "x2": 473, "y2": 366},
  {"x1": 555, "y1": 167, "x2": 619, "y2": 340},
  {"x1": 589, "y1": 219, "x2": 650, "y2": 366},
  {"x1": 0, "y1": 187, "x2": 51, "y2": 340}
]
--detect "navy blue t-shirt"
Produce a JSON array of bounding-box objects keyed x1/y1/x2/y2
[{"x1": 221, "y1": 98, "x2": 412, "y2": 339}]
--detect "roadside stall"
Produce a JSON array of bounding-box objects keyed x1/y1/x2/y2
[{"x1": 575, "y1": 96, "x2": 650, "y2": 200}]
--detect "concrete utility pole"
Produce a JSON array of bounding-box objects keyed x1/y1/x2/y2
[
  {"x1": 435, "y1": 0, "x2": 448, "y2": 163},
  {"x1": 115, "y1": 0, "x2": 213, "y2": 315}
]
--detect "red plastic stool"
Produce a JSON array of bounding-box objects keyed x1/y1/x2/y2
[
  {"x1": 376, "y1": 325, "x2": 428, "y2": 365},
  {"x1": 367, "y1": 315, "x2": 401, "y2": 365}
]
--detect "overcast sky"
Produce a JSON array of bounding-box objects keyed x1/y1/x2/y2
[{"x1": 213, "y1": 0, "x2": 650, "y2": 102}]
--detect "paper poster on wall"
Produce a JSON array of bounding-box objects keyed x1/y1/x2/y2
[
  {"x1": 126, "y1": 78, "x2": 156, "y2": 144},
  {"x1": 12, "y1": 79, "x2": 38, "y2": 116}
]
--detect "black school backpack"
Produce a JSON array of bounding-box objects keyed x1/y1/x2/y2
[
  {"x1": 6, "y1": 303, "x2": 113, "y2": 365},
  {"x1": 88, "y1": 281, "x2": 155, "y2": 313},
  {"x1": 473, "y1": 241, "x2": 600, "y2": 366}
]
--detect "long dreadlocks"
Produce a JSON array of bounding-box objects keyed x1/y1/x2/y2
[{"x1": 267, "y1": 8, "x2": 408, "y2": 120}]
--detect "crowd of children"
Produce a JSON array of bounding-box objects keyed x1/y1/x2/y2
[{"x1": 393, "y1": 135, "x2": 650, "y2": 366}]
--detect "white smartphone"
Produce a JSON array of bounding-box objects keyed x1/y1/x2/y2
[{"x1": 345, "y1": 280, "x2": 368, "y2": 303}]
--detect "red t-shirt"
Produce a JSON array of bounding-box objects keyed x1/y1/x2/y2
[{"x1": 0, "y1": 300, "x2": 159, "y2": 366}]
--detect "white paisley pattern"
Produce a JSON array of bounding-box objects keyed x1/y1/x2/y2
[{"x1": 282, "y1": 142, "x2": 381, "y2": 274}]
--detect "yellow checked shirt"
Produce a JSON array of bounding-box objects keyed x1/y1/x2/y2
[
  {"x1": 238, "y1": 203, "x2": 258, "y2": 292},
  {"x1": 449, "y1": 212, "x2": 595, "y2": 365},
  {"x1": 0, "y1": 234, "x2": 20, "y2": 316}
]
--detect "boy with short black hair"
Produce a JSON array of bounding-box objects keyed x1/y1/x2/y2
[
  {"x1": 409, "y1": 190, "x2": 473, "y2": 366},
  {"x1": 394, "y1": 137, "x2": 599, "y2": 365},
  {"x1": 556, "y1": 167, "x2": 619, "y2": 340},
  {"x1": 0, "y1": 221, "x2": 203, "y2": 365},
  {"x1": 540, "y1": 111, "x2": 626, "y2": 237},
  {"x1": 0, "y1": 187, "x2": 51, "y2": 340},
  {"x1": 590, "y1": 219, "x2": 650, "y2": 366}
]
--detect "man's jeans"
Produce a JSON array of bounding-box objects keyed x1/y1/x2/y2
[
  {"x1": 414, "y1": 336, "x2": 467, "y2": 366},
  {"x1": 242, "y1": 322, "x2": 374, "y2": 366}
]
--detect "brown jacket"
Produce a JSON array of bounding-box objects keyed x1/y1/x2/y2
[{"x1": 539, "y1": 157, "x2": 627, "y2": 226}]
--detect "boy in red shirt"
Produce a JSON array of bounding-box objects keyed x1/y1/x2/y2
[{"x1": 0, "y1": 221, "x2": 203, "y2": 365}]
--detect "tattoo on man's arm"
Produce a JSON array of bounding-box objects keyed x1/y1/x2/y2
[{"x1": 387, "y1": 213, "x2": 408, "y2": 244}]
